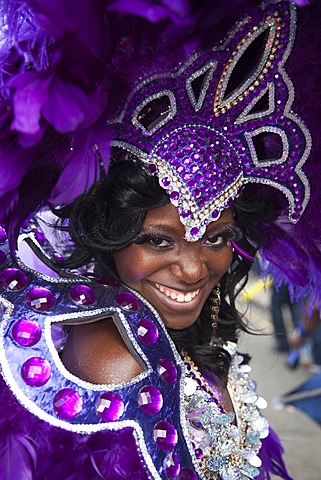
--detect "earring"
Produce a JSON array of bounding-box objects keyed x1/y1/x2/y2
[
  {"x1": 210, "y1": 283, "x2": 221, "y2": 334},
  {"x1": 227, "y1": 240, "x2": 235, "y2": 251}
]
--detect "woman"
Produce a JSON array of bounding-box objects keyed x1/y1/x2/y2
[
  {"x1": 0, "y1": 0, "x2": 321, "y2": 479},
  {"x1": 0, "y1": 162, "x2": 287, "y2": 480},
  {"x1": 59, "y1": 161, "x2": 262, "y2": 387}
]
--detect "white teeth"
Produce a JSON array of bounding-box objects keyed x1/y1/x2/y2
[
  {"x1": 154, "y1": 283, "x2": 200, "y2": 303},
  {"x1": 184, "y1": 293, "x2": 192, "y2": 302}
]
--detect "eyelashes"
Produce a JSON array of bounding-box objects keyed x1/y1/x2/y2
[
  {"x1": 134, "y1": 225, "x2": 244, "y2": 249},
  {"x1": 134, "y1": 232, "x2": 174, "y2": 248},
  {"x1": 205, "y1": 225, "x2": 243, "y2": 241},
  {"x1": 203, "y1": 225, "x2": 243, "y2": 249}
]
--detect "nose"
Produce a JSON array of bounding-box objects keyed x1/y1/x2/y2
[{"x1": 170, "y1": 246, "x2": 208, "y2": 284}]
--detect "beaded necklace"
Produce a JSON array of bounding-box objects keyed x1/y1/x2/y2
[{"x1": 182, "y1": 343, "x2": 269, "y2": 480}]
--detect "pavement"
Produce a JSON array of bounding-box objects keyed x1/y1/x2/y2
[{"x1": 238, "y1": 280, "x2": 321, "y2": 480}]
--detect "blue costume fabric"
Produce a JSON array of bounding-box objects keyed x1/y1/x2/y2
[{"x1": 0, "y1": 226, "x2": 293, "y2": 480}]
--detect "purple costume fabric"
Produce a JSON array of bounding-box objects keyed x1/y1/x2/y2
[
  {"x1": 0, "y1": 0, "x2": 321, "y2": 307},
  {"x1": 0, "y1": 375, "x2": 148, "y2": 480},
  {"x1": 0, "y1": 373, "x2": 292, "y2": 480},
  {"x1": 0, "y1": 226, "x2": 293, "y2": 480},
  {"x1": 0, "y1": 1, "x2": 318, "y2": 478}
]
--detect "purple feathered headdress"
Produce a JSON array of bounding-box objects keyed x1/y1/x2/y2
[{"x1": 0, "y1": 0, "x2": 321, "y2": 305}]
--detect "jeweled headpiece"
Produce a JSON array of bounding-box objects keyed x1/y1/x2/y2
[{"x1": 110, "y1": 0, "x2": 311, "y2": 240}]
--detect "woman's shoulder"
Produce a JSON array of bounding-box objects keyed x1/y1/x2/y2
[{"x1": 61, "y1": 318, "x2": 144, "y2": 384}]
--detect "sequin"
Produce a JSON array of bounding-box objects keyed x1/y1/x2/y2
[
  {"x1": 26, "y1": 287, "x2": 55, "y2": 311},
  {"x1": 137, "y1": 318, "x2": 158, "y2": 344},
  {"x1": 164, "y1": 452, "x2": 181, "y2": 478},
  {"x1": 0, "y1": 227, "x2": 7, "y2": 244},
  {"x1": 115, "y1": 292, "x2": 141, "y2": 311},
  {"x1": 0, "y1": 268, "x2": 28, "y2": 291},
  {"x1": 157, "y1": 358, "x2": 177, "y2": 384},
  {"x1": 69, "y1": 285, "x2": 97, "y2": 306}
]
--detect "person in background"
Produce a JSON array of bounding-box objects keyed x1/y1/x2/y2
[
  {"x1": 289, "y1": 306, "x2": 321, "y2": 373},
  {"x1": 270, "y1": 283, "x2": 301, "y2": 352}
]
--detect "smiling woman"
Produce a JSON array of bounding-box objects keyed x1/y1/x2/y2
[
  {"x1": 114, "y1": 205, "x2": 234, "y2": 330},
  {"x1": 57, "y1": 159, "x2": 261, "y2": 386},
  {"x1": 61, "y1": 196, "x2": 237, "y2": 385},
  {"x1": 58, "y1": 159, "x2": 266, "y2": 453},
  {"x1": 1, "y1": 0, "x2": 320, "y2": 479}
]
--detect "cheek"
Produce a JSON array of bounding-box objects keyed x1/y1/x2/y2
[
  {"x1": 212, "y1": 250, "x2": 233, "y2": 276},
  {"x1": 114, "y1": 250, "x2": 150, "y2": 285}
]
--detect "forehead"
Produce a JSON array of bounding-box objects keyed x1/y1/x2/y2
[{"x1": 143, "y1": 203, "x2": 234, "y2": 233}]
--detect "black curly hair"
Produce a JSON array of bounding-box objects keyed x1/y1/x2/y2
[{"x1": 55, "y1": 160, "x2": 275, "y2": 384}]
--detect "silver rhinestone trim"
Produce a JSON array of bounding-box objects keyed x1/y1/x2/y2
[
  {"x1": 46, "y1": 309, "x2": 152, "y2": 391},
  {"x1": 186, "y1": 61, "x2": 217, "y2": 111},
  {"x1": 245, "y1": 126, "x2": 289, "y2": 168},
  {"x1": 236, "y1": 82, "x2": 275, "y2": 124},
  {"x1": 215, "y1": 16, "x2": 277, "y2": 113},
  {"x1": 132, "y1": 89, "x2": 177, "y2": 136}
]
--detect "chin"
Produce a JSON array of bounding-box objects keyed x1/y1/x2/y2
[{"x1": 161, "y1": 315, "x2": 199, "y2": 331}]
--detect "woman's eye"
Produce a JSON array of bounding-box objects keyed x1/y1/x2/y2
[
  {"x1": 149, "y1": 237, "x2": 172, "y2": 248},
  {"x1": 134, "y1": 232, "x2": 174, "y2": 248},
  {"x1": 204, "y1": 235, "x2": 225, "y2": 248}
]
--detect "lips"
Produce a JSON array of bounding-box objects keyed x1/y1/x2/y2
[{"x1": 153, "y1": 282, "x2": 200, "y2": 303}]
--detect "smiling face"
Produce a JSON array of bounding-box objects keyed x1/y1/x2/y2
[{"x1": 113, "y1": 203, "x2": 236, "y2": 330}]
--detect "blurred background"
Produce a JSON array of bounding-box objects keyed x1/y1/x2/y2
[{"x1": 238, "y1": 272, "x2": 321, "y2": 480}]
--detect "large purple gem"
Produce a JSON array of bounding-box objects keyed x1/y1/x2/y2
[
  {"x1": 157, "y1": 358, "x2": 177, "y2": 384},
  {"x1": 179, "y1": 469, "x2": 198, "y2": 480},
  {"x1": 115, "y1": 292, "x2": 141, "y2": 312},
  {"x1": 69, "y1": 285, "x2": 97, "y2": 306},
  {"x1": 0, "y1": 268, "x2": 28, "y2": 291},
  {"x1": 153, "y1": 421, "x2": 178, "y2": 451},
  {"x1": 0, "y1": 250, "x2": 7, "y2": 264},
  {"x1": 164, "y1": 452, "x2": 181, "y2": 478},
  {"x1": 26, "y1": 288, "x2": 55, "y2": 311},
  {"x1": 0, "y1": 227, "x2": 7, "y2": 244},
  {"x1": 137, "y1": 318, "x2": 158, "y2": 345},
  {"x1": 53, "y1": 388, "x2": 83, "y2": 419},
  {"x1": 96, "y1": 392, "x2": 124, "y2": 421},
  {"x1": 138, "y1": 385, "x2": 163, "y2": 415},
  {"x1": 12, "y1": 319, "x2": 42, "y2": 347},
  {"x1": 21, "y1": 357, "x2": 51, "y2": 387}
]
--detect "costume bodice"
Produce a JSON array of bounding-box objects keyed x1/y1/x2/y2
[{"x1": 0, "y1": 228, "x2": 287, "y2": 480}]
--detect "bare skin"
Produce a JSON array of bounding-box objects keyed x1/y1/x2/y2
[
  {"x1": 62, "y1": 317, "x2": 144, "y2": 384},
  {"x1": 61, "y1": 204, "x2": 236, "y2": 414}
]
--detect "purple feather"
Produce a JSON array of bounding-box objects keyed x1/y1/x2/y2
[
  {"x1": 258, "y1": 428, "x2": 294, "y2": 480},
  {"x1": 0, "y1": 375, "x2": 150, "y2": 480},
  {"x1": 0, "y1": 428, "x2": 35, "y2": 480},
  {"x1": 0, "y1": 0, "x2": 321, "y2": 310}
]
